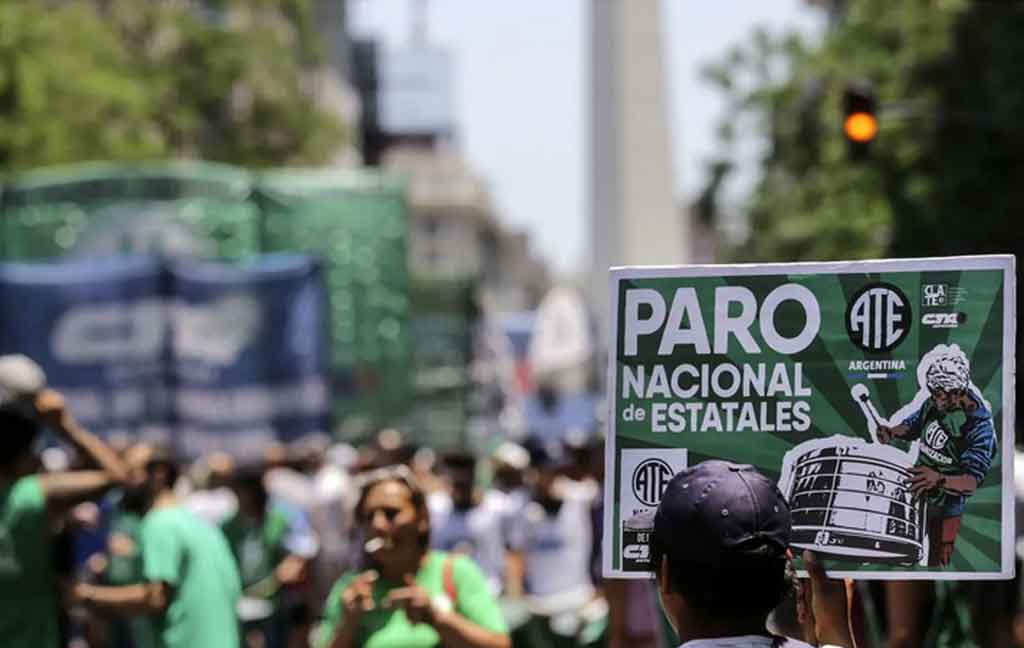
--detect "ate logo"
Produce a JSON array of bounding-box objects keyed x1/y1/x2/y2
[
  {"x1": 846, "y1": 283, "x2": 912, "y2": 353},
  {"x1": 632, "y1": 458, "x2": 673, "y2": 507},
  {"x1": 924, "y1": 421, "x2": 949, "y2": 449}
]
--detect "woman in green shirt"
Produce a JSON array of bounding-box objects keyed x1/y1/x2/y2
[{"x1": 318, "y1": 465, "x2": 510, "y2": 648}]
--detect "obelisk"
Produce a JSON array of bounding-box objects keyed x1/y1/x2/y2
[{"x1": 589, "y1": 0, "x2": 689, "y2": 336}]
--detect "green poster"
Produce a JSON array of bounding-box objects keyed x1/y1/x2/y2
[{"x1": 603, "y1": 256, "x2": 1016, "y2": 580}]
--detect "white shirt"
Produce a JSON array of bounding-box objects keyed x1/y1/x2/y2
[
  {"x1": 679, "y1": 636, "x2": 815, "y2": 648},
  {"x1": 482, "y1": 487, "x2": 528, "y2": 550},
  {"x1": 312, "y1": 463, "x2": 355, "y2": 562},
  {"x1": 513, "y1": 488, "x2": 594, "y2": 604},
  {"x1": 429, "y1": 491, "x2": 509, "y2": 595},
  {"x1": 182, "y1": 487, "x2": 238, "y2": 526}
]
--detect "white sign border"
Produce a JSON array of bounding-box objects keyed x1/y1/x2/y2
[{"x1": 602, "y1": 254, "x2": 1017, "y2": 581}]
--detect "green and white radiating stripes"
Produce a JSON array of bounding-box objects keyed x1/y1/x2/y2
[{"x1": 612, "y1": 268, "x2": 1005, "y2": 573}]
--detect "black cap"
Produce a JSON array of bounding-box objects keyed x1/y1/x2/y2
[
  {"x1": 441, "y1": 451, "x2": 477, "y2": 472},
  {"x1": 653, "y1": 460, "x2": 791, "y2": 567},
  {"x1": 522, "y1": 436, "x2": 566, "y2": 470}
]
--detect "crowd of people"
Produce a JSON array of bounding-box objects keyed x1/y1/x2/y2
[{"x1": 1, "y1": 353, "x2": 1024, "y2": 648}]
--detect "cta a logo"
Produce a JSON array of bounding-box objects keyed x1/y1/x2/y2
[
  {"x1": 632, "y1": 458, "x2": 673, "y2": 507},
  {"x1": 846, "y1": 283, "x2": 912, "y2": 352}
]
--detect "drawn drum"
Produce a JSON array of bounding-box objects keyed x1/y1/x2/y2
[{"x1": 785, "y1": 444, "x2": 926, "y2": 565}]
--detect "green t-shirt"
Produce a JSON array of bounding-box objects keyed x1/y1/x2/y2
[
  {"x1": 318, "y1": 551, "x2": 508, "y2": 648},
  {"x1": 106, "y1": 508, "x2": 143, "y2": 586},
  {"x1": 0, "y1": 476, "x2": 58, "y2": 648},
  {"x1": 140, "y1": 506, "x2": 242, "y2": 648},
  {"x1": 220, "y1": 505, "x2": 289, "y2": 590},
  {"x1": 911, "y1": 401, "x2": 968, "y2": 474},
  {"x1": 105, "y1": 507, "x2": 159, "y2": 648}
]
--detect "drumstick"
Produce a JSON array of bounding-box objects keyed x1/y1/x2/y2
[
  {"x1": 859, "y1": 393, "x2": 885, "y2": 429},
  {"x1": 850, "y1": 384, "x2": 881, "y2": 443}
]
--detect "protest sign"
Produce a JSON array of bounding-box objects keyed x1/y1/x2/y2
[
  {"x1": 603, "y1": 255, "x2": 1016, "y2": 579},
  {"x1": 0, "y1": 254, "x2": 329, "y2": 458}
]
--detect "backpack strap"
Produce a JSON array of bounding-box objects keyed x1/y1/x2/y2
[{"x1": 443, "y1": 553, "x2": 458, "y2": 608}]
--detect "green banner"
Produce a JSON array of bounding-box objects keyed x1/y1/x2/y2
[{"x1": 603, "y1": 256, "x2": 1016, "y2": 580}]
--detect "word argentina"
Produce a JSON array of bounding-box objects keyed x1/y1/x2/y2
[{"x1": 621, "y1": 284, "x2": 819, "y2": 433}]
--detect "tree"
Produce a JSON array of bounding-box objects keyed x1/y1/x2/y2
[
  {"x1": 702, "y1": 0, "x2": 1023, "y2": 438},
  {"x1": 0, "y1": 0, "x2": 346, "y2": 173},
  {"x1": 0, "y1": 3, "x2": 166, "y2": 171}
]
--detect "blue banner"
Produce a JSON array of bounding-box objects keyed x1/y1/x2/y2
[{"x1": 0, "y1": 254, "x2": 329, "y2": 458}]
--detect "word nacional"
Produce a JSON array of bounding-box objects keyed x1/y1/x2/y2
[{"x1": 620, "y1": 284, "x2": 821, "y2": 433}]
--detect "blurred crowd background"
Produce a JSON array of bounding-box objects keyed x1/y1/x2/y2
[{"x1": 0, "y1": 0, "x2": 1023, "y2": 647}]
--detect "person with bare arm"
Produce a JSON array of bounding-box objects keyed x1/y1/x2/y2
[
  {"x1": 318, "y1": 465, "x2": 510, "y2": 648},
  {"x1": 0, "y1": 355, "x2": 129, "y2": 648},
  {"x1": 650, "y1": 460, "x2": 857, "y2": 648},
  {"x1": 67, "y1": 442, "x2": 242, "y2": 648}
]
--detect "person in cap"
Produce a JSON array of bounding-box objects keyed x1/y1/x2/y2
[
  {"x1": 67, "y1": 442, "x2": 242, "y2": 648},
  {"x1": 0, "y1": 355, "x2": 129, "y2": 648},
  {"x1": 490, "y1": 441, "x2": 530, "y2": 512},
  {"x1": 650, "y1": 460, "x2": 855, "y2": 648}
]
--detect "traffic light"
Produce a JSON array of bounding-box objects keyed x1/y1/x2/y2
[{"x1": 842, "y1": 83, "x2": 878, "y2": 160}]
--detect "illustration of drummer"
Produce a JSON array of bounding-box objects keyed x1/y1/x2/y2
[{"x1": 876, "y1": 346, "x2": 997, "y2": 567}]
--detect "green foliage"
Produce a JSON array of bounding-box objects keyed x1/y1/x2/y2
[
  {"x1": 0, "y1": 2, "x2": 166, "y2": 170},
  {"x1": 0, "y1": 0, "x2": 345, "y2": 173},
  {"x1": 706, "y1": 0, "x2": 1024, "y2": 265},
  {"x1": 705, "y1": 0, "x2": 1024, "y2": 436}
]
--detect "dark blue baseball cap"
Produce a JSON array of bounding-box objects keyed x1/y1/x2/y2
[{"x1": 652, "y1": 460, "x2": 791, "y2": 567}]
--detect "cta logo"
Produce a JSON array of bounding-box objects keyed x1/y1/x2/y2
[
  {"x1": 846, "y1": 283, "x2": 912, "y2": 353},
  {"x1": 623, "y1": 543, "x2": 650, "y2": 561},
  {"x1": 923, "y1": 284, "x2": 967, "y2": 307},
  {"x1": 921, "y1": 312, "x2": 967, "y2": 329},
  {"x1": 632, "y1": 458, "x2": 673, "y2": 507}
]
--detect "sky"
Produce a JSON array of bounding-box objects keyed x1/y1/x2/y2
[{"x1": 349, "y1": 1, "x2": 824, "y2": 276}]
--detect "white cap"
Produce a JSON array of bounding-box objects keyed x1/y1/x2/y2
[
  {"x1": 492, "y1": 441, "x2": 530, "y2": 471},
  {"x1": 41, "y1": 447, "x2": 70, "y2": 473},
  {"x1": 0, "y1": 354, "x2": 46, "y2": 407}
]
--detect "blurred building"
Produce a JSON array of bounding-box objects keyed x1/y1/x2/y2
[
  {"x1": 309, "y1": 0, "x2": 362, "y2": 166},
  {"x1": 382, "y1": 144, "x2": 552, "y2": 447},
  {"x1": 348, "y1": 21, "x2": 551, "y2": 447},
  {"x1": 482, "y1": 229, "x2": 550, "y2": 314},
  {"x1": 353, "y1": 33, "x2": 549, "y2": 311},
  {"x1": 351, "y1": 40, "x2": 455, "y2": 166},
  {"x1": 383, "y1": 146, "x2": 549, "y2": 312}
]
